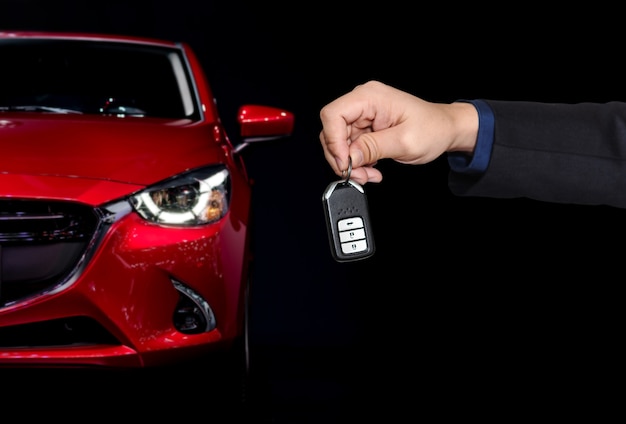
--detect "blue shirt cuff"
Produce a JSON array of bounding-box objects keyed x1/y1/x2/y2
[{"x1": 447, "y1": 99, "x2": 494, "y2": 175}]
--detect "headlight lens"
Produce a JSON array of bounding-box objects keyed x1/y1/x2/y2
[{"x1": 130, "y1": 166, "x2": 230, "y2": 226}]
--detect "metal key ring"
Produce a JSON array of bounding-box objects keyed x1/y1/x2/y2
[{"x1": 341, "y1": 157, "x2": 352, "y2": 182}]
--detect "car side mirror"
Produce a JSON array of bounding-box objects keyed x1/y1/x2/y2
[{"x1": 233, "y1": 104, "x2": 295, "y2": 154}]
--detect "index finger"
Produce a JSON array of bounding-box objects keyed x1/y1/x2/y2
[{"x1": 319, "y1": 94, "x2": 370, "y2": 173}]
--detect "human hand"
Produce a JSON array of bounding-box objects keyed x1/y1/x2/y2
[{"x1": 319, "y1": 80, "x2": 479, "y2": 184}]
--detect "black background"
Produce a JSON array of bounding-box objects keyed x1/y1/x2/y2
[{"x1": 1, "y1": 1, "x2": 621, "y2": 422}]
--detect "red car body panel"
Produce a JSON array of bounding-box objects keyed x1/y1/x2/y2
[
  {"x1": 0, "y1": 31, "x2": 294, "y2": 368},
  {"x1": 0, "y1": 115, "x2": 227, "y2": 202}
]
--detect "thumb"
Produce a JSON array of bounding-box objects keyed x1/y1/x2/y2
[{"x1": 350, "y1": 126, "x2": 404, "y2": 167}]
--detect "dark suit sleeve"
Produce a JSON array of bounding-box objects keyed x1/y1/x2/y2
[{"x1": 448, "y1": 100, "x2": 626, "y2": 208}]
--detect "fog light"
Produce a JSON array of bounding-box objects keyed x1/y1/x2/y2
[{"x1": 171, "y1": 279, "x2": 216, "y2": 334}]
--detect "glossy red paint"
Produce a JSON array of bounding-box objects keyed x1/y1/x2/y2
[
  {"x1": 238, "y1": 105, "x2": 296, "y2": 138},
  {"x1": 0, "y1": 31, "x2": 294, "y2": 368},
  {"x1": 0, "y1": 115, "x2": 228, "y2": 199}
]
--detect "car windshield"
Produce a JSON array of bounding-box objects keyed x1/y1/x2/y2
[{"x1": 0, "y1": 38, "x2": 200, "y2": 120}]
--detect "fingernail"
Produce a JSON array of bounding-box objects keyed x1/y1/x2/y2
[{"x1": 334, "y1": 156, "x2": 344, "y2": 171}]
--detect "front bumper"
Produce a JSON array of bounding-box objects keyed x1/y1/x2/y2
[{"x1": 0, "y1": 199, "x2": 249, "y2": 368}]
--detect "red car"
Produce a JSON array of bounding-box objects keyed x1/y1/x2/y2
[{"x1": 0, "y1": 31, "x2": 294, "y2": 369}]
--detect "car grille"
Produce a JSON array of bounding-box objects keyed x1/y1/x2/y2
[{"x1": 0, "y1": 199, "x2": 101, "y2": 308}]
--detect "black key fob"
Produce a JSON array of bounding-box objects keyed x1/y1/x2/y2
[{"x1": 322, "y1": 178, "x2": 375, "y2": 262}]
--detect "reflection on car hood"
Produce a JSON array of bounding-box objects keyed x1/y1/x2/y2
[{"x1": 0, "y1": 114, "x2": 226, "y2": 205}]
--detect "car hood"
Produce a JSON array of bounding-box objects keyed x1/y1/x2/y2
[{"x1": 0, "y1": 114, "x2": 227, "y2": 205}]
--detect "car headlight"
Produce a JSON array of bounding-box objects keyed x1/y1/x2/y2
[{"x1": 130, "y1": 166, "x2": 230, "y2": 226}]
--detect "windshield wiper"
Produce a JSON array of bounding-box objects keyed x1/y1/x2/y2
[{"x1": 0, "y1": 105, "x2": 83, "y2": 114}]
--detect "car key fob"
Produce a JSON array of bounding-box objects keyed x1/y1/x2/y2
[{"x1": 322, "y1": 164, "x2": 375, "y2": 262}]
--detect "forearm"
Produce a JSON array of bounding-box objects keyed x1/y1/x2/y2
[{"x1": 449, "y1": 100, "x2": 626, "y2": 208}]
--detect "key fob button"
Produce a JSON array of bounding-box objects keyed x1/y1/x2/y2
[
  {"x1": 337, "y1": 217, "x2": 363, "y2": 231},
  {"x1": 341, "y1": 239, "x2": 368, "y2": 254}
]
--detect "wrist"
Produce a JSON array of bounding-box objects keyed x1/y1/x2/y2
[{"x1": 448, "y1": 101, "x2": 479, "y2": 154}]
